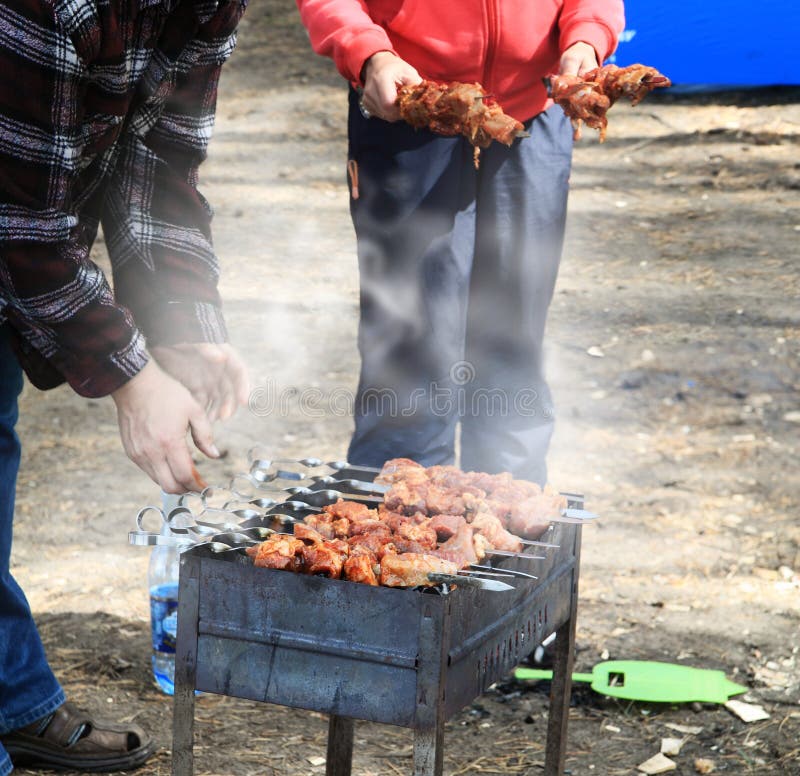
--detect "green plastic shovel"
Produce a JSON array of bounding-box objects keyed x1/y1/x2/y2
[{"x1": 514, "y1": 660, "x2": 747, "y2": 704}]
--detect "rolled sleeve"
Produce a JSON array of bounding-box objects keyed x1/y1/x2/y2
[
  {"x1": 559, "y1": 1, "x2": 625, "y2": 62},
  {"x1": 296, "y1": 0, "x2": 395, "y2": 84}
]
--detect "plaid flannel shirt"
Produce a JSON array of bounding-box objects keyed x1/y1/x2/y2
[{"x1": 0, "y1": 0, "x2": 246, "y2": 397}]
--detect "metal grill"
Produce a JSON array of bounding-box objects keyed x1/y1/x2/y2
[{"x1": 171, "y1": 476, "x2": 584, "y2": 776}]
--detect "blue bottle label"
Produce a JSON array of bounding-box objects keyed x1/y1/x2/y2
[{"x1": 150, "y1": 583, "x2": 179, "y2": 654}]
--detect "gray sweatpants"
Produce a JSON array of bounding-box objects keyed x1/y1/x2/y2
[{"x1": 346, "y1": 91, "x2": 573, "y2": 485}]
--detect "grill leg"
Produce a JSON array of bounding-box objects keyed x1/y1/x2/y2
[
  {"x1": 326, "y1": 715, "x2": 354, "y2": 776},
  {"x1": 413, "y1": 726, "x2": 444, "y2": 776},
  {"x1": 172, "y1": 555, "x2": 201, "y2": 776},
  {"x1": 544, "y1": 527, "x2": 582, "y2": 776},
  {"x1": 543, "y1": 619, "x2": 576, "y2": 775},
  {"x1": 413, "y1": 598, "x2": 449, "y2": 776}
]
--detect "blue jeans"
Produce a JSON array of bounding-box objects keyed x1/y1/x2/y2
[
  {"x1": 346, "y1": 92, "x2": 573, "y2": 484},
  {"x1": 0, "y1": 325, "x2": 64, "y2": 775}
]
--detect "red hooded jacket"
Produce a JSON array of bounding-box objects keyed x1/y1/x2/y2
[{"x1": 296, "y1": 0, "x2": 625, "y2": 122}]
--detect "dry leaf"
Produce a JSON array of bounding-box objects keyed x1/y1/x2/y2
[
  {"x1": 638, "y1": 752, "x2": 677, "y2": 774},
  {"x1": 660, "y1": 737, "x2": 684, "y2": 756},
  {"x1": 724, "y1": 699, "x2": 770, "y2": 722},
  {"x1": 663, "y1": 722, "x2": 703, "y2": 735}
]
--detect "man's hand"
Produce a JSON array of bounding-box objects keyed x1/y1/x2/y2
[
  {"x1": 112, "y1": 360, "x2": 220, "y2": 494},
  {"x1": 559, "y1": 41, "x2": 599, "y2": 77},
  {"x1": 150, "y1": 343, "x2": 249, "y2": 422},
  {"x1": 361, "y1": 51, "x2": 421, "y2": 122}
]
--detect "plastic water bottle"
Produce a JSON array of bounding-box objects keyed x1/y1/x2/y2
[{"x1": 149, "y1": 493, "x2": 181, "y2": 694}]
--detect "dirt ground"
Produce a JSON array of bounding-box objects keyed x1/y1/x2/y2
[{"x1": 9, "y1": 2, "x2": 800, "y2": 775}]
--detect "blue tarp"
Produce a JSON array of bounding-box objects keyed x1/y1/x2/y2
[{"x1": 612, "y1": 1, "x2": 800, "y2": 87}]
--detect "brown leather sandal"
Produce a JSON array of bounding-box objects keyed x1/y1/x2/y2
[{"x1": 0, "y1": 701, "x2": 154, "y2": 772}]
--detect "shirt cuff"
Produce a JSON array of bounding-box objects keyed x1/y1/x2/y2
[
  {"x1": 560, "y1": 20, "x2": 617, "y2": 64},
  {"x1": 5, "y1": 309, "x2": 150, "y2": 398},
  {"x1": 44, "y1": 329, "x2": 149, "y2": 398},
  {"x1": 342, "y1": 28, "x2": 397, "y2": 85},
  {"x1": 138, "y1": 300, "x2": 228, "y2": 346}
]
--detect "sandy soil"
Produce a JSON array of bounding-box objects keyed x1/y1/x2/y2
[{"x1": 10, "y1": 2, "x2": 800, "y2": 774}]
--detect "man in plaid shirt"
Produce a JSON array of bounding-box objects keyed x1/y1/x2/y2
[{"x1": 0, "y1": 0, "x2": 248, "y2": 770}]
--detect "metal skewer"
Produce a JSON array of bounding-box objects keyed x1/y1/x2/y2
[
  {"x1": 519, "y1": 538, "x2": 560, "y2": 548},
  {"x1": 483, "y1": 549, "x2": 546, "y2": 561},
  {"x1": 470, "y1": 564, "x2": 538, "y2": 581}
]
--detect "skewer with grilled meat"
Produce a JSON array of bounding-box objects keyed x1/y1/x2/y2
[
  {"x1": 380, "y1": 459, "x2": 517, "y2": 497},
  {"x1": 397, "y1": 81, "x2": 526, "y2": 149},
  {"x1": 384, "y1": 480, "x2": 468, "y2": 516},
  {"x1": 396, "y1": 80, "x2": 527, "y2": 168},
  {"x1": 584, "y1": 64, "x2": 671, "y2": 106},
  {"x1": 546, "y1": 63, "x2": 670, "y2": 141},
  {"x1": 547, "y1": 75, "x2": 610, "y2": 140},
  {"x1": 250, "y1": 457, "x2": 571, "y2": 585}
]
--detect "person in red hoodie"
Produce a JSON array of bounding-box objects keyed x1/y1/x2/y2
[{"x1": 296, "y1": 1, "x2": 625, "y2": 484}]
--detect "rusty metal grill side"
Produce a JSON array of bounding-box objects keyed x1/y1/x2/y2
[
  {"x1": 444, "y1": 566, "x2": 574, "y2": 715},
  {"x1": 187, "y1": 549, "x2": 428, "y2": 726}
]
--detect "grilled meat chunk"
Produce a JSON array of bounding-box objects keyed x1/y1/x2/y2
[
  {"x1": 424, "y1": 485, "x2": 466, "y2": 516},
  {"x1": 507, "y1": 486, "x2": 566, "y2": 538},
  {"x1": 396, "y1": 520, "x2": 438, "y2": 550},
  {"x1": 302, "y1": 543, "x2": 346, "y2": 578},
  {"x1": 293, "y1": 523, "x2": 326, "y2": 544},
  {"x1": 303, "y1": 514, "x2": 335, "y2": 539},
  {"x1": 322, "y1": 499, "x2": 376, "y2": 522},
  {"x1": 470, "y1": 509, "x2": 523, "y2": 552},
  {"x1": 375, "y1": 457, "x2": 426, "y2": 485},
  {"x1": 437, "y1": 522, "x2": 480, "y2": 565},
  {"x1": 347, "y1": 532, "x2": 391, "y2": 556},
  {"x1": 379, "y1": 553, "x2": 459, "y2": 588},
  {"x1": 343, "y1": 554, "x2": 379, "y2": 586},
  {"x1": 428, "y1": 513, "x2": 467, "y2": 541},
  {"x1": 349, "y1": 519, "x2": 392, "y2": 537},
  {"x1": 384, "y1": 481, "x2": 428, "y2": 514},
  {"x1": 249, "y1": 535, "x2": 305, "y2": 571}
]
